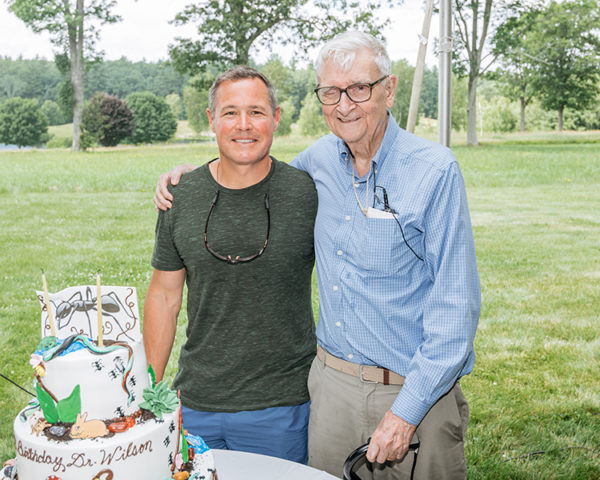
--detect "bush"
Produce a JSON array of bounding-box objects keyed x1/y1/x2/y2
[
  {"x1": 46, "y1": 135, "x2": 72, "y2": 149},
  {"x1": 0, "y1": 97, "x2": 48, "y2": 147},
  {"x1": 126, "y1": 91, "x2": 177, "y2": 144},
  {"x1": 81, "y1": 93, "x2": 135, "y2": 148},
  {"x1": 40, "y1": 100, "x2": 64, "y2": 126}
]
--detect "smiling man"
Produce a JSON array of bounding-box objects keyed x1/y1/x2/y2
[
  {"x1": 154, "y1": 32, "x2": 480, "y2": 479},
  {"x1": 143, "y1": 66, "x2": 317, "y2": 463}
]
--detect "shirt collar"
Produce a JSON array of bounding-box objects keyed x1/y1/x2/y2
[{"x1": 337, "y1": 112, "x2": 401, "y2": 174}]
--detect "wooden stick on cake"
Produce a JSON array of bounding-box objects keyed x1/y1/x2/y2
[
  {"x1": 96, "y1": 272, "x2": 104, "y2": 347},
  {"x1": 41, "y1": 270, "x2": 56, "y2": 337}
]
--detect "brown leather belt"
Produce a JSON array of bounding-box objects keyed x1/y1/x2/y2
[{"x1": 317, "y1": 345, "x2": 405, "y2": 386}]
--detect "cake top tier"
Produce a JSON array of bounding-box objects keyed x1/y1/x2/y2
[{"x1": 35, "y1": 285, "x2": 141, "y2": 343}]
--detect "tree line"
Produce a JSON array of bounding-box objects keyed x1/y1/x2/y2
[
  {"x1": 2, "y1": 0, "x2": 599, "y2": 149},
  {"x1": 0, "y1": 55, "x2": 444, "y2": 148}
]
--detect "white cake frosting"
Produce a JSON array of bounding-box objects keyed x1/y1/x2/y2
[{"x1": 2, "y1": 285, "x2": 215, "y2": 480}]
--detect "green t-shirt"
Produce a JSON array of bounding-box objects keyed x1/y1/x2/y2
[{"x1": 151, "y1": 158, "x2": 318, "y2": 412}]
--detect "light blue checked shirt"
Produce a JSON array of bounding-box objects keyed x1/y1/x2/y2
[{"x1": 291, "y1": 113, "x2": 480, "y2": 426}]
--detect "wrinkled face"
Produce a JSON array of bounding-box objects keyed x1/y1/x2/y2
[
  {"x1": 317, "y1": 49, "x2": 396, "y2": 149},
  {"x1": 207, "y1": 78, "x2": 280, "y2": 168}
]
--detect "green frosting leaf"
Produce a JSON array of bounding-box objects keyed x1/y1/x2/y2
[
  {"x1": 56, "y1": 384, "x2": 81, "y2": 423},
  {"x1": 148, "y1": 364, "x2": 156, "y2": 387},
  {"x1": 35, "y1": 383, "x2": 58, "y2": 424},
  {"x1": 181, "y1": 428, "x2": 189, "y2": 463}
]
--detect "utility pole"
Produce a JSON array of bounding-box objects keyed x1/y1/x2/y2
[
  {"x1": 406, "y1": 0, "x2": 434, "y2": 133},
  {"x1": 438, "y1": 0, "x2": 453, "y2": 147}
]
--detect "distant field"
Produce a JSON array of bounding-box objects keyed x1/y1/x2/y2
[{"x1": 0, "y1": 135, "x2": 599, "y2": 479}]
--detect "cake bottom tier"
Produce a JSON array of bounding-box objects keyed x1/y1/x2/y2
[{"x1": 12, "y1": 408, "x2": 214, "y2": 480}]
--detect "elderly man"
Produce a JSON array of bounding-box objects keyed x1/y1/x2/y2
[
  {"x1": 144, "y1": 65, "x2": 317, "y2": 463},
  {"x1": 155, "y1": 32, "x2": 480, "y2": 479}
]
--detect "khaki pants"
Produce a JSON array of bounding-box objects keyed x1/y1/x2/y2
[{"x1": 307, "y1": 356, "x2": 469, "y2": 479}]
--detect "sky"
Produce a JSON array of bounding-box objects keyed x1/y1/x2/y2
[{"x1": 0, "y1": 0, "x2": 438, "y2": 67}]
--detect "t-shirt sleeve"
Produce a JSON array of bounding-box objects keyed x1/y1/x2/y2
[{"x1": 151, "y1": 208, "x2": 185, "y2": 271}]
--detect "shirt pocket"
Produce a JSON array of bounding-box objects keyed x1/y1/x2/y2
[{"x1": 354, "y1": 217, "x2": 423, "y2": 274}]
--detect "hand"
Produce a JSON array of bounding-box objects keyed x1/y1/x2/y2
[
  {"x1": 367, "y1": 410, "x2": 417, "y2": 464},
  {"x1": 153, "y1": 164, "x2": 198, "y2": 211}
]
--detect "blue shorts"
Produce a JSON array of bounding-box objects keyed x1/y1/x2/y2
[{"x1": 181, "y1": 402, "x2": 310, "y2": 464}]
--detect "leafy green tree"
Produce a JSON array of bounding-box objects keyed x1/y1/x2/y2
[
  {"x1": 7, "y1": 0, "x2": 121, "y2": 150},
  {"x1": 81, "y1": 93, "x2": 135, "y2": 147},
  {"x1": 389, "y1": 59, "x2": 415, "y2": 128},
  {"x1": 0, "y1": 97, "x2": 48, "y2": 147},
  {"x1": 183, "y1": 73, "x2": 215, "y2": 134},
  {"x1": 126, "y1": 92, "x2": 177, "y2": 144},
  {"x1": 297, "y1": 92, "x2": 329, "y2": 137},
  {"x1": 276, "y1": 99, "x2": 295, "y2": 136},
  {"x1": 527, "y1": 0, "x2": 600, "y2": 131},
  {"x1": 57, "y1": 79, "x2": 74, "y2": 123},
  {"x1": 420, "y1": 67, "x2": 438, "y2": 119},
  {"x1": 261, "y1": 57, "x2": 294, "y2": 104},
  {"x1": 166, "y1": 93, "x2": 185, "y2": 120},
  {"x1": 168, "y1": 0, "x2": 400, "y2": 75},
  {"x1": 40, "y1": 100, "x2": 64, "y2": 125},
  {"x1": 451, "y1": 75, "x2": 468, "y2": 131},
  {"x1": 0, "y1": 58, "x2": 62, "y2": 101},
  {"x1": 452, "y1": 0, "x2": 501, "y2": 145},
  {"x1": 490, "y1": 4, "x2": 542, "y2": 132}
]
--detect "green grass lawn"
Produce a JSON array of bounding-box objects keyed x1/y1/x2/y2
[{"x1": 1, "y1": 134, "x2": 599, "y2": 479}]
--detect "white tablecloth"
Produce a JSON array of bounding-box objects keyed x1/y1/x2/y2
[{"x1": 212, "y1": 449, "x2": 341, "y2": 479}]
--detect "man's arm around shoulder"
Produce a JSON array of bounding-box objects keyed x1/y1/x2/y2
[{"x1": 143, "y1": 268, "x2": 186, "y2": 381}]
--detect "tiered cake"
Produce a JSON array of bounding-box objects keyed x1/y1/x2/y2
[{"x1": 2, "y1": 285, "x2": 215, "y2": 480}]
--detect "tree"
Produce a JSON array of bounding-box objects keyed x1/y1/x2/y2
[
  {"x1": 490, "y1": 5, "x2": 540, "y2": 132},
  {"x1": 389, "y1": 59, "x2": 415, "y2": 128},
  {"x1": 126, "y1": 92, "x2": 178, "y2": 144},
  {"x1": 81, "y1": 93, "x2": 135, "y2": 147},
  {"x1": 40, "y1": 100, "x2": 65, "y2": 125},
  {"x1": 297, "y1": 92, "x2": 329, "y2": 137},
  {"x1": 183, "y1": 72, "x2": 215, "y2": 134},
  {"x1": 168, "y1": 0, "x2": 400, "y2": 76},
  {"x1": 0, "y1": 97, "x2": 48, "y2": 147},
  {"x1": 276, "y1": 99, "x2": 295, "y2": 136},
  {"x1": 166, "y1": 93, "x2": 185, "y2": 120},
  {"x1": 453, "y1": 0, "x2": 496, "y2": 145},
  {"x1": 7, "y1": 0, "x2": 121, "y2": 151},
  {"x1": 527, "y1": 0, "x2": 600, "y2": 131}
]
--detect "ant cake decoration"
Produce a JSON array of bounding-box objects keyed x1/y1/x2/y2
[{"x1": 1, "y1": 276, "x2": 216, "y2": 480}]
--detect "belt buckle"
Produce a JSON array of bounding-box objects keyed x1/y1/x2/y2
[{"x1": 359, "y1": 365, "x2": 378, "y2": 384}]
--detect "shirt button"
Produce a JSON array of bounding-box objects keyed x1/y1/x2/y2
[
  {"x1": 336, "y1": 321, "x2": 341, "y2": 327},
  {"x1": 345, "y1": 215, "x2": 351, "y2": 221},
  {"x1": 337, "y1": 250, "x2": 343, "y2": 256},
  {"x1": 354, "y1": 183, "x2": 359, "y2": 188},
  {"x1": 347, "y1": 354, "x2": 354, "y2": 359},
  {"x1": 333, "y1": 285, "x2": 339, "y2": 291}
]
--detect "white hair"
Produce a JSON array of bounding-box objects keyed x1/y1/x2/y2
[{"x1": 315, "y1": 31, "x2": 391, "y2": 83}]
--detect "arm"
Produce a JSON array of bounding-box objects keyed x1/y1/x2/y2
[
  {"x1": 143, "y1": 268, "x2": 186, "y2": 381},
  {"x1": 153, "y1": 164, "x2": 198, "y2": 211},
  {"x1": 369, "y1": 161, "x2": 480, "y2": 462}
]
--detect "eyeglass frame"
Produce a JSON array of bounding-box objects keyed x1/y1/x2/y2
[
  {"x1": 372, "y1": 184, "x2": 424, "y2": 262},
  {"x1": 204, "y1": 190, "x2": 270, "y2": 265},
  {"x1": 314, "y1": 75, "x2": 389, "y2": 105}
]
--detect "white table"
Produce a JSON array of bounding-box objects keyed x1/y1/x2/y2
[{"x1": 212, "y1": 449, "x2": 341, "y2": 479}]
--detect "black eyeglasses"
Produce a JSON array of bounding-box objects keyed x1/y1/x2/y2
[
  {"x1": 314, "y1": 75, "x2": 388, "y2": 105},
  {"x1": 373, "y1": 185, "x2": 424, "y2": 262},
  {"x1": 204, "y1": 190, "x2": 270, "y2": 264}
]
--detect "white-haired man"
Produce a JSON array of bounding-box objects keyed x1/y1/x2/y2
[{"x1": 154, "y1": 32, "x2": 480, "y2": 479}]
